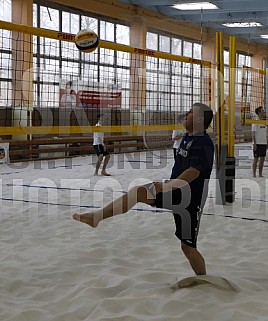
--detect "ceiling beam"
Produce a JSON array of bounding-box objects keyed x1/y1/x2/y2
[
  {"x1": 167, "y1": 8, "x2": 268, "y2": 16},
  {"x1": 212, "y1": 25, "x2": 268, "y2": 34},
  {"x1": 178, "y1": 13, "x2": 268, "y2": 23}
]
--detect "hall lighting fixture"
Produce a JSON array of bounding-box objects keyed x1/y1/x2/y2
[
  {"x1": 223, "y1": 22, "x2": 262, "y2": 27},
  {"x1": 172, "y1": 2, "x2": 219, "y2": 10},
  {"x1": 260, "y1": 35, "x2": 268, "y2": 39}
]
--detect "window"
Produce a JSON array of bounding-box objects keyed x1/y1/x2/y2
[
  {"x1": 146, "y1": 31, "x2": 203, "y2": 112},
  {"x1": 81, "y1": 16, "x2": 98, "y2": 33},
  {"x1": 224, "y1": 50, "x2": 252, "y2": 100},
  {"x1": 40, "y1": 6, "x2": 59, "y2": 31},
  {"x1": 100, "y1": 21, "x2": 114, "y2": 42},
  {"x1": 159, "y1": 35, "x2": 170, "y2": 53},
  {"x1": 183, "y1": 41, "x2": 192, "y2": 58},
  {"x1": 62, "y1": 12, "x2": 79, "y2": 34},
  {"x1": 0, "y1": 0, "x2": 11, "y2": 22},
  {"x1": 171, "y1": 38, "x2": 182, "y2": 55},
  {"x1": 0, "y1": 0, "x2": 12, "y2": 106},
  {"x1": 116, "y1": 24, "x2": 129, "y2": 45},
  {"x1": 33, "y1": 1, "x2": 130, "y2": 109},
  {"x1": 147, "y1": 32, "x2": 158, "y2": 51}
]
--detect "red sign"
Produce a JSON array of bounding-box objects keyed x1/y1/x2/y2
[{"x1": 77, "y1": 90, "x2": 122, "y2": 108}]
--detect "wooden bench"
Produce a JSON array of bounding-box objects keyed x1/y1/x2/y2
[{"x1": 5, "y1": 135, "x2": 145, "y2": 162}]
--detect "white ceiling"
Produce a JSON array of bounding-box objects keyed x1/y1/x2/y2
[{"x1": 118, "y1": 0, "x2": 268, "y2": 46}]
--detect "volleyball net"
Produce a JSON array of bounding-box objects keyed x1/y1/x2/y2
[
  {"x1": 0, "y1": 20, "x2": 212, "y2": 137},
  {"x1": 241, "y1": 65, "x2": 268, "y2": 125}
]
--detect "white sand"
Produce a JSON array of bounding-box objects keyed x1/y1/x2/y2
[{"x1": 1, "y1": 143, "x2": 268, "y2": 321}]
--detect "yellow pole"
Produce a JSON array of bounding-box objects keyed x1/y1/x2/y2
[
  {"x1": 228, "y1": 36, "x2": 236, "y2": 157},
  {"x1": 216, "y1": 32, "x2": 225, "y2": 144},
  {"x1": 215, "y1": 32, "x2": 225, "y2": 161},
  {"x1": 218, "y1": 33, "x2": 225, "y2": 146}
]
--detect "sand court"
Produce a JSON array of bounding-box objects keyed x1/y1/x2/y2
[{"x1": 1, "y1": 144, "x2": 268, "y2": 321}]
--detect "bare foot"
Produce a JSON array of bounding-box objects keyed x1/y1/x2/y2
[
  {"x1": 253, "y1": 175, "x2": 256, "y2": 178},
  {"x1": 259, "y1": 175, "x2": 265, "y2": 178},
  {"x1": 101, "y1": 171, "x2": 111, "y2": 176},
  {"x1": 72, "y1": 212, "x2": 101, "y2": 228},
  {"x1": 94, "y1": 172, "x2": 99, "y2": 176}
]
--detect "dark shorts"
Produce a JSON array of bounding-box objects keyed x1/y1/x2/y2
[
  {"x1": 93, "y1": 144, "x2": 109, "y2": 156},
  {"x1": 153, "y1": 187, "x2": 202, "y2": 248},
  {"x1": 253, "y1": 144, "x2": 267, "y2": 157}
]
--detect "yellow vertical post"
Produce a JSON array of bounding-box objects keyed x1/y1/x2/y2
[
  {"x1": 215, "y1": 32, "x2": 225, "y2": 155},
  {"x1": 208, "y1": 67, "x2": 212, "y2": 107},
  {"x1": 228, "y1": 36, "x2": 236, "y2": 157},
  {"x1": 215, "y1": 32, "x2": 228, "y2": 205}
]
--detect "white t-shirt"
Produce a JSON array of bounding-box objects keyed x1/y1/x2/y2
[
  {"x1": 60, "y1": 93, "x2": 76, "y2": 108},
  {"x1": 172, "y1": 130, "x2": 185, "y2": 149},
  {"x1": 252, "y1": 124, "x2": 267, "y2": 145},
  {"x1": 93, "y1": 123, "x2": 104, "y2": 145}
]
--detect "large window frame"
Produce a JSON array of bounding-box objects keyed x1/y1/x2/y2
[
  {"x1": 0, "y1": 0, "x2": 12, "y2": 107},
  {"x1": 224, "y1": 50, "x2": 252, "y2": 101},
  {"x1": 33, "y1": 0, "x2": 130, "y2": 108},
  {"x1": 146, "y1": 31, "x2": 203, "y2": 113}
]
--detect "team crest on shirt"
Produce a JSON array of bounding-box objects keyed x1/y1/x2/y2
[{"x1": 177, "y1": 139, "x2": 193, "y2": 157}]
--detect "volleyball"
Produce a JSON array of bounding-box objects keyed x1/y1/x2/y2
[{"x1": 75, "y1": 29, "x2": 99, "y2": 53}]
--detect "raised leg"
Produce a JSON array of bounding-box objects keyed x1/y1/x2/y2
[{"x1": 73, "y1": 184, "x2": 155, "y2": 227}]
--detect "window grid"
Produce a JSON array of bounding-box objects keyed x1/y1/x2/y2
[
  {"x1": 224, "y1": 50, "x2": 252, "y2": 100},
  {"x1": 0, "y1": 0, "x2": 12, "y2": 107},
  {"x1": 146, "y1": 31, "x2": 203, "y2": 112},
  {"x1": 0, "y1": 1, "x2": 254, "y2": 111},
  {"x1": 33, "y1": 0, "x2": 130, "y2": 108}
]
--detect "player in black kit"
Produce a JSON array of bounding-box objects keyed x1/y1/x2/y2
[{"x1": 73, "y1": 103, "x2": 214, "y2": 276}]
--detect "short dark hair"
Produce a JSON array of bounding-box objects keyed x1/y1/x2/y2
[
  {"x1": 255, "y1": 106, "x2": 263, "y2": 115},
  {"x1": 193, "y1": 102, "x2": 213, "y2": 129}
]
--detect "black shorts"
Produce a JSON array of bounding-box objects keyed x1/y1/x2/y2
[
  {"x1": 152, "y1": 187, "x2": 202, "y2": 248},
  {"x1": 93, "y1": 144, "x2": 109, "y2": 156},
  {"x1": 253, "y1": 144, "x2": 267, "y2": 157}
]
